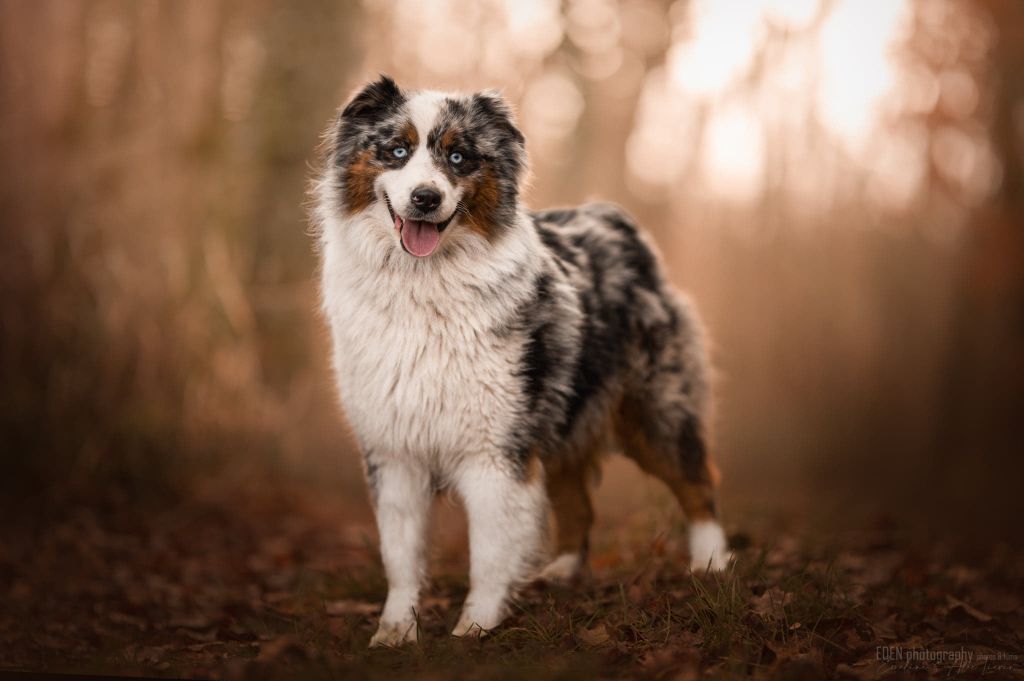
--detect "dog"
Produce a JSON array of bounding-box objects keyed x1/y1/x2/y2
[{"x1": 311, "y1": 76, "x2": 732, "y2": 647}]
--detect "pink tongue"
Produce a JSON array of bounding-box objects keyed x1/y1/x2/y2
[{"x1": 400, "y1": 218, "x2": 440, "y2": 257}]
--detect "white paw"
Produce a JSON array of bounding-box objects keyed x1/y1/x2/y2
[
  {"x1": 369, "y1": 619, "x2": 418, "y2": 647},
  {"x1": 536, "y1": 552, "x2": 585, "y2": 584},
  {"x1": 451, "y1": 598, "x2": 506, "y2": 638},
  {"x1": 688, "y1": 520, "x2": 734, "y2": 572},
  {"x1": 451, "y1": 616, "x2": 489, "y2": 638}
]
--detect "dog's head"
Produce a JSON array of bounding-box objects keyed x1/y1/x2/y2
[{"x1": 325, "y1": 76, "x2": 527, "y2": 258}]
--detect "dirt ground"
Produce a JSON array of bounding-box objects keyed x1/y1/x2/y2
[{"x1": 1, "y1": 468, "x2": 1022, "y2": 681}]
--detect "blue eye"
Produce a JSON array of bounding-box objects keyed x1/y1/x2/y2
[
  {"x1": 449, "y1": 151, "x2": 463, "y2": 164},
  {"x1": 393, "y1": 147, "x2": 408, "y2": 158}
]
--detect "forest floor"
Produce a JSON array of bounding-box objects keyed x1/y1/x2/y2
[{"x1": 1, "y1": 474, "x2": 1023, "y2": 681}]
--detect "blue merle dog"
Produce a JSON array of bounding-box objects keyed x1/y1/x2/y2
[{"x1": 311, "y1": 76, "x2": 731, "y2": 646}]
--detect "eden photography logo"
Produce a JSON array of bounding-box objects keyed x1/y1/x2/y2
[{"x1": 877, "y1": 646, "x2": 1021, "y2": 675}]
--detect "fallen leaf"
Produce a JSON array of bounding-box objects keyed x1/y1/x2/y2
[
  {"x1": 750, "y1": 587, "x2": 793, "y2": 620},
  {"x1": 108, "y1": 611, "x2": 147, "y2": 630},
  {"x1": 182, "y1": 628, "x2": 218, "y2": 643},
  {"x1": 577, "y1": 623, "x2": 611, "y2": 646},
  {"x1": 971, "y1": 589, "x2": 1021, "y2": 615},
  {"x1": 946, "y1": 595, "x2": 993, "y2": 622},
  {"x1": 262, "y1": 590, "x2": 291, "y2": 604},
  {"x1": 872, "y1": 613, "x2": 898, "y2": 640}
]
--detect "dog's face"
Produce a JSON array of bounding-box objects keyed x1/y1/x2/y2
[{"x1": 328, "y1": 76, "x2": 527, "y2": 258}]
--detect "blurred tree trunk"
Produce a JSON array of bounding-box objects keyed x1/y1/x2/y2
[
  {"x1": 0, "y1": 0, "x2": 363, "y2": 500},
  {"x1": 933, "y1": 0, "x2": 1024, "y2": 532},
  {"x1": 239, "y1": 1, "x2": 363, "y2": 392}
]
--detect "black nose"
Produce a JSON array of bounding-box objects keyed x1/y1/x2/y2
[{"x1": 410, "y1": 186, "x2": 442, "y2": 212}]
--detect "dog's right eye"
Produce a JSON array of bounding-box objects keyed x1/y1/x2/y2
[{"x1": 392, "y1": 146, "x2": 408, "y2": 159}]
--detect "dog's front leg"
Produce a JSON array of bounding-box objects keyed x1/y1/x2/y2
[
  {"x1": 368, "y1": 460, "x2": 432, "y2": 647},
  {"x1": 452, "y1": 458, "x2": 548, "y2": 637}
]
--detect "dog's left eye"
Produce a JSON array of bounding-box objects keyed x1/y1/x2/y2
[
  {"x1": 449, "y1": 151, "x2": 463, "y2": 165},
  {"x1": 393, "y1": 147, "x2": 408, "y2": 159}
]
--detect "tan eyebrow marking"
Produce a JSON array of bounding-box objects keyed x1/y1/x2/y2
[{"x1": 399, "y1": 120, "x2": 419, "y2": 147}]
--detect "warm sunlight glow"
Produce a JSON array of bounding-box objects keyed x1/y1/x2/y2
[
  {"x1": 864, "y1": 126, "x2": 928, "y2": 210},
  {"x1": 666, "y1": 0, "x2": 763, "y2": 97},
  {"x1": 760, "y1": 0, "x2": 819, "y2": 30},
  {"x1": 629, "y1": 0, "x2": 950, "y2": 210},
  {"x1": 817, "y1": 0, "x2": 910, "y2": 152},
  {"x1": 502, "y1": 0, "x2": 563, "y2": 60},
  {"x1": 520, "y1": 67, "x2": 585, "y2": 144},
  {"x1": 376, "y1": 0, "x2": 563, "y2": 87},
  {"x1": 701, "y1": 103, "x2": 765, "y2": 203},
  {"x1": 366, "y1": 0, "x2": 998, "y2": 216},
  {"x1": 626, "y1": 68, "x2": 696, "y2": 191}
]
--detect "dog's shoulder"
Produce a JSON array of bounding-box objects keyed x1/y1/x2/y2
[
  {"x1": 531, "y1": 201, "x2": 634, "y2": 228},
  {"x1": 530, "y1": 202, "x2": 664, "y2": 297}
]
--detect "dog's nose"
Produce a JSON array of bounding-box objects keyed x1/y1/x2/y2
[{"x1": 410, "y1": 186, "x2": 442, "y2": 212}]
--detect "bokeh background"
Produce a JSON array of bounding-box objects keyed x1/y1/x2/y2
[{"x1": 2, "y1": 0, "x2": 1022, "y2": 544}]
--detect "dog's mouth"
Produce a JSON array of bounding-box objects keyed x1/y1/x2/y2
[{"x1": 384, "y1": 193, "x2": 455, "y2": 258}]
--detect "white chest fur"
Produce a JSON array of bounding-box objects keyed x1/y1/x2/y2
[{"x1": 319, "y1": 213, "x2": 540, "y2": 477}]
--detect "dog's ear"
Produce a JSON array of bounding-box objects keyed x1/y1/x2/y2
[
  {"x1": 470, "y1": 89, "x2": 525, "y2": 147},
  {"x1": 341, "y1": 75, "x2": 405, "y2": 123},
  {"x1": 470, "y1": 90, "x2": 527, "y2": 185}
]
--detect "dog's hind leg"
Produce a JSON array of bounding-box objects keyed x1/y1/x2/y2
[
  {"x1": 537, "y1": 460, "x2": 594, "y2": 583},
  {"x1": 617, "y1": 398, "x2": 732, "y2": 572}
]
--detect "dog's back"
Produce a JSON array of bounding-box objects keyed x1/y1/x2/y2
[{"x1": 521, "y1": 202, "x2": 711, "y2": 468}]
